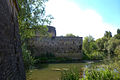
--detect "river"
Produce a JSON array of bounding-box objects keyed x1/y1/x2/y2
[{"x1": 27, "y1": 62, "x2": 89, "y2": 80}]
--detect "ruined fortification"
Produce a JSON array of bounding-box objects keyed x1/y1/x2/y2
[
  {"x1": 47, "y1": 26, "x2": 56, "y2": 37},
  {"x1": 29, "y1": 26, "x2": 83, "y2": 59},
  {"x1": 0, "y1": 0, "x2": 26, "y2": 79}
]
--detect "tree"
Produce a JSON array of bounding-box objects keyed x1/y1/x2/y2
[
  {"x1": 83, "y1": 35, "x2": 95, "y2": 54},
  {"x1": 96, "y1": 37, "x2": 109, "y2": 52},
  {"x1": 18, "y1": 0, "x2": 53, "y2": 42},
  {"x1": 114, "y1": 45, "x2": 120, "y2": 58},
  {"x1": 104, "y1": 31, "x2": 112, "y2": 39},
  {"x1": 96, "y1": 38, "x2": 104, "y2": 51},
  {"x1": 66, "y1": 33, "x2": 76, "y2": 37},
  {"x1": 114, "y1": 29, "x2": 120, "y2": 39},
  {"x1": 82, "y1": 35, "x2": 104, "y2": 59},
  {"x1": 117, "y1": 29, "x2": 120, "y2": 34},
  {"x1": 17, "y1": 0, "x2": 53, "y2": 71},
  {"x1": 107, "y1": 38, "x2": 120, "y2": 55},
  {"x1": 95, "y1": 31, "x2": 112, "y2": 53}
]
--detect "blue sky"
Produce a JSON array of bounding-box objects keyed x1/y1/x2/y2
[
  {"x1": 74, "y1": 0, "x2": 120, "y2": 24},
  {"x1": 46, "y1": 0, "x2": 120, "y2": 39}
]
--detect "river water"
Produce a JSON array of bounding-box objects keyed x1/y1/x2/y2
[{"x1": 27, "y1": 63, "x2": 89, "y2": 80}]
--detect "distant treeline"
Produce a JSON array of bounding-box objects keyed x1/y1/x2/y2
[{"x1": 82, "y1": 29, "x2": 120, "y2": 60}]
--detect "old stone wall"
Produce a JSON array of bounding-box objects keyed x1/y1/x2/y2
[
  {"x1": 0, "y1": 0, "x2": 26, "y2": 80},
  {"x1": 29, "y1": 37, "x2": 83, "y2": 59}
]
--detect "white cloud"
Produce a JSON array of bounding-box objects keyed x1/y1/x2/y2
[{"x1": 45, "y1": 0, "x2": 118, "y2": 39}]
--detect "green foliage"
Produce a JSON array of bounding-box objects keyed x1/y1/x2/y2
[
  {"x1": 89, "y1": 51, "x2": 105, "y2": 60},
  {"x1": 18, "y1": 0, "x2": 53, "y2": 41},
  {"x1": 60, "y1": 59, "x2": 120, "y2": 80},
  {"x1": 107, "y1": 38, "x2": 120, "y2": 55},
  {"x1": 104, "y1": 31, "x2": 112, "y2": 39},
  {"x1": 82, "y1": 51, "x2": 105, "y2": 60},
  {"x1": 114, "y1": 45, "x2": 120, "y2": 58},
  {"x1": 114, "y1": 29, "x2": 120, "y2": 39},
  {"x1": 17, "y1": 0, "x2": 53, "y2": 71},
  {"x1": 22, "y1": 44, "x2": 36, "y2": 71},
  {"x1": 96, "y1": 37, "x2": 108, "y2": 52},
  {"x1": 82, "y1": 35, "x2": 104, "y2": 60},
  {"x1": 82, "y1": 30, "x2": 120, "y2": 60},
  {"x1": 81, "y1": 59, "x2": 120, "y2": 80},
  {"x1": 60, "y1": 67, "x2": 80, "y2": 80},
  {"x1": 117, "y1": 29, "x2": 120, "y2": 34},
  {"x1": 114, "y1": 34, "x2": 120, "y2": 39},
  {"x1": 83, "y1": 35, "x2": 95, "y2": 54},
  {"x1": 81, "y1": 68, "x2": 120, "y2": 80},
  {"x1": 66, "y1": 33, "x2": 76, "y2": 37}
]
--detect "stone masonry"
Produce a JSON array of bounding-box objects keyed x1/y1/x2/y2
[
  {"x1": 0, "y1": 0, "x2": 26, "y2": 80},
  {"x1": 29, "y1": 26, "x2": 83, "y2": 59},
  {"x1": 47, "y1": 26, "x2": 56, "y2": 37}
]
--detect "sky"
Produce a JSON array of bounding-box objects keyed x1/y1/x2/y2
[{"x1": 45, "y1": 0, "x2": 120, "y2": 39}]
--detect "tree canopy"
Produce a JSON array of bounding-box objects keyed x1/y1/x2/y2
[
  {"x1": 17, "y1": 0, "x2": 53, "y2": 71},
  {"x1": 82, "y1": 30, "x2": 120, "y2": 60},
  {"x1": 18, "y1": 0, "x2": 53, "y2": 42},
  {"x1": 66, "y1": 33, "x2": 76, "y2": 37}
]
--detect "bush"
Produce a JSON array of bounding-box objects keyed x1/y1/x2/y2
[
  {"x1": 90, "y1": 51, "x2": 105, "y2": 60},
  {"x1": 82, "y1": 51, "x2": 105, "y2": 60},
  {"x1": 82, "y1": 52, "x2": 90, "y2": 60},
  {"x1": 22, "y1": 44, "x2": 36, "y2": 72},
  {"x1": 81, "y1": 68, "x2": 120, "y2": 80},
  {"x1": 60, "y1": 67, "x2": 80, "y2": 80},
  {"x1": 114, "y1": 45, "x2": 120, "y2": 58}
]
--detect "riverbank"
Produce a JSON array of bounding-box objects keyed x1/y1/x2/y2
[
  {"x1": 27, "y1": 63, "x2": 87, "y2": 80},
  {"x1": 34, "y1": 56, "x2": 102, "y2": 63},
  {"x1": 27, "y1": 60, "x2": 102, "y2": 80}
]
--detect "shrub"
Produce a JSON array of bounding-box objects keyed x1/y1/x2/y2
[
  {"x1": 90, "y1": 51, "x2": 105, "y2": 60},
  {"x1": 114, "y1": 45, "x2": 120, "y2": 58},
  {"x1": 81, "y1": 68, "x2": 120, "y2": 80},
  {"x1": 82, "y1": 51, "x2": 105, "y2": 60},
  {"x1": 22, "y1": 44, "x2": 36, "y2": 72},
  {"x1": 60, "y1": 67, "x2": 80, "y2": 80},
  {"x1": 82, "y1": 53, "x2": 90, "y2": 60}
]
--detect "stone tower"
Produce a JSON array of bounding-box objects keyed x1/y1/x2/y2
[
  {"x1": 47, "y1": 26, "x2": 56, "y2": 37},
  {"x1": 0, "y1": 0, "x2": 26, "y2": 80}
]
